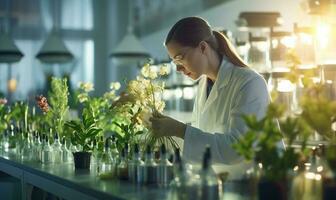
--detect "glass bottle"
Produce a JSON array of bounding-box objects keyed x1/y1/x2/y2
[
  {"x1": 16, "y1": 125, "x2": 24, "y2": 157},
  {"x1": 20, "y1": 129, "x2": 32, "y2": 161},
  {"x1": 110, "y1": 136, "x2": 119, "y2": 177},
  {"x1": 199, "y1": 146, "x2": 220, "y2": 200},
  {"x1": 52, "y1": 133, "x2": 63, "y2": 163},
  {"x1": 117, "y1": 147, "x2": 128, "y2": 180},
  {"x1": 157, "y1": 144, "x2": 173, "y2": 187},
  {"x1": 2, "y1": 130, "x2": 10, "y2": 153},
  {"x1": 8, "y1": 124, "x2": 17, "y2": 153},
  {"x1": 110, "y1": 135, "x2": 119, "y2": 160},
  {"x1": 128, "y1": 143, "x2": 144, "y2": 184},
  {"x1": 142, "y1": 145, "x2": 157, "y2": 185},
  {"x1": 98, "y1": 139, "x2": 113, "y2": 176},
  {"x1": 41, "y1": 136, "x2": 54, "y2": 164},
  {"x1": 30, "y1": 131, "x2": 39, "y2": 161},
  {"x1": 91, "y1": 139, "x2": 100, "y2": 165},
  {"x1": 169, "y1": 147, "x2": 200, "y2": 200},
  {"x1": 61, "y1": 137, "x2": 71, "y2": 163}
]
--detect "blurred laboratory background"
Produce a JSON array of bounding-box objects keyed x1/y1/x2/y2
[{"x1": 0, "y1": 0, "x2": 335, "y2": 122}]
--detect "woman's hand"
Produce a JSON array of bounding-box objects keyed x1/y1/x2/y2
[{"x1": 150, "y1": 112, "x2": 187, "y2": 139}]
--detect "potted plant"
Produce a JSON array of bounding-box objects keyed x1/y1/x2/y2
[
  {"x1": 232, "y1": 99, "x2": 311, "y2": 200},
  {"x1": 299, "y1": 80, "x2": 336, "y2": 200},
  {"x1": 65, "y1": 106, "x2": 102, "y2": 170}
]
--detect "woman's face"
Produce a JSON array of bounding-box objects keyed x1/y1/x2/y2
[{"x1": 166, "y1": 41, "x2": 207, "y2": 80}]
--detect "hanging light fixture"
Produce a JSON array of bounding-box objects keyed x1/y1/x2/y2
[
  {"x1": 0, "y1": 32, "x2": 24, "y2": 63},
  {"x1": 36, "y1": 0, "x2": 73, "y2": 64},
  {"x1": 36, "y1": 29, "x2": 74, "y2": 63},
  {"x1": 109, "y1": 0, "x2": 150, "y2": 61},
  {"x1": 0, "y1": 0, "x2": 23, "y2": 63}
]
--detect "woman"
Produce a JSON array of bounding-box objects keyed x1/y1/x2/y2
[{"x1": 150, "y1": 17, "x2": 271, "y2": 179}]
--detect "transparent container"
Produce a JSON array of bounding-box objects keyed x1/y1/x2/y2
[
  {"x1": 52, "y1": 133, "x2": 63, "y2": 163},
  {"x1": 41, "y1": 136, "x2": 54, "y2": 164},
  {"x1": 61, "y1": 138, "x2": 71, "y2": 163},
  {"x1": 98, "y1": 139, "x2": 113, "y2": 176},
  {"x1": 8, "y1": 125, "x2": 17, "y2": 154},
  {"x1": 31, "y1": 131, "x2": 42, "y2": 162},
  {"x1": 128, "y1": 143, "x2": 144, "y2": 184},
  {"x1": 2, "y1": 130, "x2": 10, "y2": 153},
  {"x1": 141, "y1": 145, "x2": 157, "y2": 185},
  {"x1": 20, "y1": 132, "x2": 32, "y2": 161},
  {"x1": 117, "y1": 147, "x2": 128, "y2": 180},
  {"x1": 199, "y1": 146, "x2": 221, "y2": 200},
  {"x1": 247, "y1": 33, "x2": 271, "y2": 73},
  {"x1": 157, "y1": 144, "x2": 173, "y2": 187},
  {"x1": 293, "y1": 23, "x2": 316, "y2": 68},
  {"x1": 169, "y1": 148, "x2": 201, "y2": 200},
  {"x1": 236, "y1": 40, "x2": 249, "y2": 63}
]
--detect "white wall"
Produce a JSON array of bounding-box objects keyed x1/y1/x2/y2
[{"x1": 141, "y1": 0, "x2": 310, "y2": 60}]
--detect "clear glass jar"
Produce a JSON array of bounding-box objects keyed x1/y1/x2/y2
[
  {"x1": 247, "y1": 33, "x2": 271, "y2": 73},
  {"x1": 293, "y1": 23, "x2": 316, "y2": 68},
  {"x1": 236, "y1": 41, "x2": 249, "y2": 63}
]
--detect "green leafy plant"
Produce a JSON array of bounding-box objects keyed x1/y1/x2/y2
[
  {"x1": 0, "y1": 99, "x2": 8, "y2": 133},
  {"x1": 300, "y1": 83, "x2": 336, "y2": 142},
  {"x1": 233, "y1": 102, "x2": 311, "y2": 181},
  {"x1": 36, "y1": 77, "x2": 70, "y2": 138},
  {"x1": 65, "y1": 106, "x2": 102, "y2": 152},
  {"x1": 76, "y1": 81, "x2": 120, "y2": 137}
]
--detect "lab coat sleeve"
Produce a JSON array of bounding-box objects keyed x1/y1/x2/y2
[{"x1": 183, "y1": 75, "x2": 270, "y2": 164}]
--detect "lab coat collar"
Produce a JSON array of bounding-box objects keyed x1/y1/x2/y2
[
  {"x1": 200, "y1": 57, "x2": 234, "y2": 113},
  {"x1": 215, "y1": 57, "x2": 234, "y2": 90}
]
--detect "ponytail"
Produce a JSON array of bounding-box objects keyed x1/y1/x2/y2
[
  {"x1": 165, "y1": 17, "x2": 248, "y2": 68},
  {"x1": 212, "y1": 30, "x2": 248, "y2": 68}
]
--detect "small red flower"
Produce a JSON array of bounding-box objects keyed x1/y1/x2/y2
[{"x1": 36, "y1": 95, "x2": 49, "y2": 113}]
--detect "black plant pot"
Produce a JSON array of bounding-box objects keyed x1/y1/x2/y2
[
  {"x1": 73, "y1": 152, "x2": 91, "y2": 170},
  {"x1": 258, "y1": 180, "x2": 287, "y2": 200}
]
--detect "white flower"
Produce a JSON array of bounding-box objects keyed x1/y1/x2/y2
[
  {"x1": 110, "y1": 82, "x2": 121, "y2": 90},
  {"x1": 103, "y1": 91, "x2": 116, "y2": 100},
  {"x1": 141, "y1": 64, "x2": 150, "y2": 78},
  {"x1": 155, "y1": 100, "x2": 166, "y2": 112},
  {"x1": 78, "y1": 82, "x2": 94, "y2": 92},
  {"x1": 159, "y1": 65, "x2": 170, "y2": 76},
  {"x1": 77, "y1": 93, "x2": 88, "y2": 103},
  {"x1": 148, "y1": 70, "x2": 158, "y2": 79},
  {"x1": 141, "y1": 64, "x2": 158, "y2": 80}
]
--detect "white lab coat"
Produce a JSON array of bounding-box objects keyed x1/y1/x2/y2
[{"x1": 182, "y1": 58, "x2": 271, "y2": 180}]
